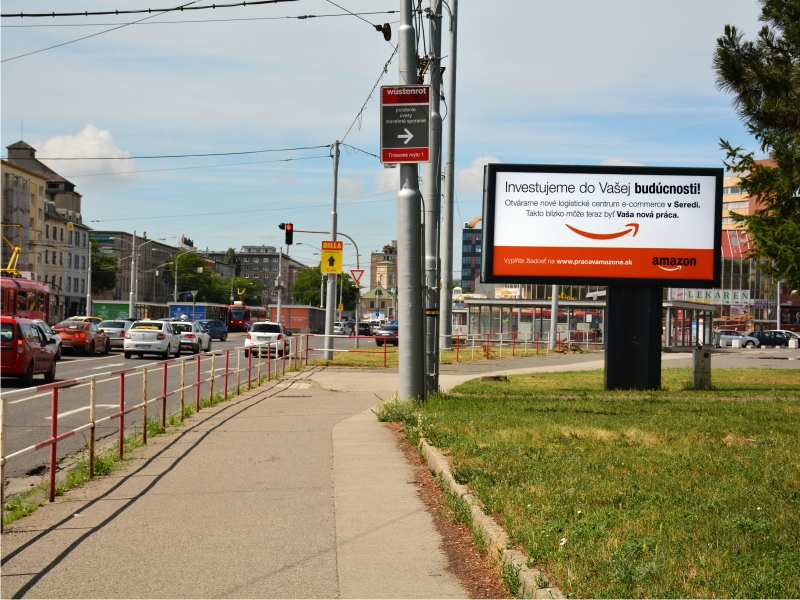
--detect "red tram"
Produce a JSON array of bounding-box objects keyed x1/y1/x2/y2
[
  {"x1": 227, "y1": 301, "x2": 267, "y2": 331},
  {"x1": 1, "y1": 276, "x2": 52, "y2": 323}
]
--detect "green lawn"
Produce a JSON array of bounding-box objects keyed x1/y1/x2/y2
[{"x1": 412, "y1": 368, "x2": 800, "y2": 598}]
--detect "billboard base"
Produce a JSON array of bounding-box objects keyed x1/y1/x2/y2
[{"x1": 604, "y1": 286, "x2": 662, "y2": 390}]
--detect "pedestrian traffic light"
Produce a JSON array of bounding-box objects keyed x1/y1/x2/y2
[{"x1": 278, "y1": 222, "x2": 294, "y2": 245}]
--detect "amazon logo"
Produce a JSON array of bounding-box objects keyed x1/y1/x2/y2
[
  {"x1": 565, "y1": 223, "x2": 639, "y2": 240},
  {"x1": 652, "y1": 256, "x2": 697, "y2": 271}
]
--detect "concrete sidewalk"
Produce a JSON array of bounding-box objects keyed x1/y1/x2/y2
[{"x1": 1, "y1": 367, "x2": 465, "y2": 599}]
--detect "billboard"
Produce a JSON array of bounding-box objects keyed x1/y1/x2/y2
[{"x1": 482, "y1": 164, "x2": 723, "y2": 287}]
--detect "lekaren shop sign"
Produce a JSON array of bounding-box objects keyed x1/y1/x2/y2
[
  {"x1": 669, "y1": 288, "x2": 750, "y2": 305},
  {"x1": 481, "y1": 164, "x2": 723, "y2": 287}
]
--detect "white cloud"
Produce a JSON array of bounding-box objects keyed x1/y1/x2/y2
[
  {"x1": 35, "y1": 125, "x2": 134, "y2": 181},
  {"x1": 457, "y1": 156, "x2": 500, "y2": 194},
  {"x1": 337, "y1": 177, "x2": 364, "y2": 198},
  {"x1": 600, "y1": 158, "x2": 645, "y2": 167}
]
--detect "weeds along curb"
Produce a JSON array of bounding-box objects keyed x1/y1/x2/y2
[{"x1": 419, "y1": 438, "x2": 564, "y2": 600}]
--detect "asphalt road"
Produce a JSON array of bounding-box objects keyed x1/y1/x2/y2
[{"x1": 0, "y1": 333, "x2": 365, "y2": 480}]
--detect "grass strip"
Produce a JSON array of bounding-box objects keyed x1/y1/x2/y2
[{"x1": 399, "y1": 367, "x2": 800, "y2": 598}]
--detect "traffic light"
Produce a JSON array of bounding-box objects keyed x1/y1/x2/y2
[{"x1": 279, "y1": 222, "x2": 293, "y2": 246}]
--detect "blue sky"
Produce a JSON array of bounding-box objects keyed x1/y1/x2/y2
[{"x1": 1, "y1": 0, "x2": 763, "y2": 281}]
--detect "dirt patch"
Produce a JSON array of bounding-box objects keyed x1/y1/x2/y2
[{"x1": 385, "y1": 422, "x2": 512, "y2": 599}]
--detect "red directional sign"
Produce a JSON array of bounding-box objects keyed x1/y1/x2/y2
[
  {"x1": 380, "y1": 85, "x2": 431, "y2": 164},
  {"x1": 350, "y1": 269, "x2": 364, "y2": 283}
]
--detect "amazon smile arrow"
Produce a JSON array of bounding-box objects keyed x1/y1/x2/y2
[{"x1": 565, "y1": 223, "x2": 639, "y2": 240}]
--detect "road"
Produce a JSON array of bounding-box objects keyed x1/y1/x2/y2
[{"x1": 0, "y1": 333, "x2": 370, "y2": 480}]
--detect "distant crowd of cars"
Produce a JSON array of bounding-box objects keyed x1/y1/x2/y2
[{"x1": 716, "y1": 329, "x2": 800, "y2": 348}]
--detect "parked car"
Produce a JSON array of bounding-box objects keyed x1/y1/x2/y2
[
  {"x1": 53, "y1": 320, "x2": 111, "y2": 355},
  {"x1": 369, "y1": 320, "x2": 381, "y2": 333},
  {"x1": 197, "y1": 319, "x2": 228, "y2": 341},
  {"x1": 124, "y1": 320, "x2": 181, "y2": 359},
  {"x1": 171, "y1": 321, "x2": 212, "y2": 354},
  {"x1": 716, "y1": 329, "x2": 760, "y2": 348},
  {"x1": 333, "y1": 322, "x2": 345, "y2": 335},
  {"x1": 98, "y1": 320, "x2": 134, "y2": 349},
  {"x1": 1, "y1": 316, "x2": 57, "y2": 386},
  {"x1": 31, "y1": 319, "x2": 63, "y2": 360},
  {"x1": 245, "y1": 322, "x2": 290, "y2": 357},
  {"x1": 750, "y1": 330, "x2": 792, "y2": 347},
  {"x1": 766, "y1": 329, "x2": 800, "y2": 341},
  {"x1": 374, "y1": 324, "x2": 398, "y2": 347},
  {"x1": 353, "y1": 322, "x2": 373, "y2": 337}
]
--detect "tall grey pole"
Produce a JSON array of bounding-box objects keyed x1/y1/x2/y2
[
  {"x1": 86, "y1": 237, "x2": 92, "y2": 316},
  {"x1": 549, "y1": 284, "x2": 559, "y2": 349},
  {"x1": 128, "y1": 230, "x2": 136, "y2": 319},
  {"x1": 173, "y1": 252, "x2": 179, "y2": 303},
  {"x1": 398, "y1": 0, "x2": 425, "y2": 402},
  {"x1": 324, "y1": 141, "x2": 340, "y2": 360},
  {"x1": 423, "y1": 0, "x2": 443, "y2": 394},
  {"x1": 439, "y1": 0, "x2": 458, "y2": 351},
  {"x1": 277, "y1": 246, "x2": 283, "y2": 325},
  {"x1": 776, "y1": 279, "x2": 782, "y2": 329}
]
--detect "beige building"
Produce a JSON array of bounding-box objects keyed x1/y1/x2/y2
[{"x1": 1, "y1": 159, "x2": 48, "y2": 275}]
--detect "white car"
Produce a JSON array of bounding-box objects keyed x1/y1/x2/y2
[
  {"x1": 98, "y1": 319, "x2": 134, "y2": 349},
  {"x1": 333, "y1": 322, "x2": 345, "y2": 335},
  {"x1": 245, "y1": 322, "x2": 290, "y2": 357},
  {"x1": 124, "y1": 320, "x2": 181, "y2": 359},
  {"x1": 171, "y1": 321, "x2": 212, "y2": 354},
  {"x1": 31, "y1": 319, "x2": 62, "y2": 360}
]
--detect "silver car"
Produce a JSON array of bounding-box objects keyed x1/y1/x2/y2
[
  {"x1": 98, "y1": 319, "x2": 133, "y2": 349},
  {"x1": 31, "y1": 319, "x2": 63, "y2": 360},
  {"x1": 171, "y1": 321, "x2": 212, "y2": 354},
  {"x1": 716, "y1": 329, "x2": 760, "y2": 348},
  {"x1": 124, "y1": 321, "x2": 181, "y2": 359}
]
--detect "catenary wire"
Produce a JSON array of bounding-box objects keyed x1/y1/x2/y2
[
  {"x1": 1, "y1": 10, "x2": 398, "y2": 28},
  {"x1": 341, "y1": 45, "x2": 398, "y2": 142},
  {"x1": 1, "y1": 0, "x2": 203, "y2": 63},
  {"x1": 322, "y1": 0, "x2": 378, "y2": 28},
  {"x1": 340, "y1": 143, "x2": 379, "y2": 160},
  {"x1": 30, "y1": 144, "x2": 331, "y2": 160},
  {"x1": 1, "y1": 0, "x2": 297, "y2": 18},
  {"x1": 66, "y1": 154, "x2": 330, "y2": 178}
]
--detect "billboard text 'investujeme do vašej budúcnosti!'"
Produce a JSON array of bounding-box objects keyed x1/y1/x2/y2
[{"x1": 482, "y1": 164, "x2": 723, "y2": 287}]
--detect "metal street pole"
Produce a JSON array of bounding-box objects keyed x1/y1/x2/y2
[
  {"x1": 423, "y1": 0, "x2": 443, "y2": 394},
  {"x1": 439, "y1": 0, "x2": 458, "y2": 351},
  {"x1": 128, "y1": 230, "x2": 136, "y2": 319},
  {"x1": 776, "y1": 279, "x2": 782, "y2": 329},
  {"x1": 550, "y1": 284, "x2": 559, "y2": 349},
  {"x1": 324, "y1": 141, "x2": 340, "y2": 360},
  {"x1": 398, "y1": 0, "x2": 425, "y2": 402},
  {"x1": 277, "y1": 246, "x2": 283, "y2": 325},
  {"x1": 86, "y1": 237, "x2": 92, "y2": 316}
]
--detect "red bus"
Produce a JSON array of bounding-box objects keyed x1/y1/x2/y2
[
  {"x1": 227, "y1": 302, "x2": 267, "y2": 331},
  {"x1": 1, "y1": 276, "x2": 52, "y2": 323}
]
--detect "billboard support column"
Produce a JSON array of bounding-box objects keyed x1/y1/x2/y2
[
  {"x1": 604, "y1": 286, "x2": 663, "y2": 390},
  {"x1": 549, "y1": 285, "x2": 558, "y2": 349}
]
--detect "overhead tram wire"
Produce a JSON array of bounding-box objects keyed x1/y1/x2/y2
[
  {"x1": 341, "y1": 45, "x2": 398, "y2": 143},
  {"x1": 29, "y1": 144, "x2": 331, "y2": 160},
  {"x1": 2, "y1": 10, "x2": 398, "y2": 28},
  {"x1": 340, "y1": 143, "x2": 379, "y2": 160},
  {"x1": 1, "y1": 0, "x2": 205, "y2": 62},
  {"x1": 1, "y1": 0, "x2": 298, "y2": 18}
]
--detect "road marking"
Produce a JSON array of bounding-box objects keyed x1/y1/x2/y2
[
  {"x1": 94, "y1": 363, "x2": 124, "y2": 369},
  {"x1": 46, "y1": 404, "x2": 117, "y2": 419}
]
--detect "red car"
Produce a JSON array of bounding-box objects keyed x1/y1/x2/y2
[
  {"x1": 1, "y1": 316, "x2": 57, "y2": 386},
  {"x1": 53, "y1": 320, "x2": 111, "y2": 355}
]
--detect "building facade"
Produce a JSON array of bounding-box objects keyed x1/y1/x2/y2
[
  {"x1": 369, "y1": 241, "x2": 397, "y2": 291},
  {"x1": 208, "y1": 246, "x2": 306, "y2": 306},
  {"x1": 460, "y1": 226, "x2": 482, "y2": 292}
]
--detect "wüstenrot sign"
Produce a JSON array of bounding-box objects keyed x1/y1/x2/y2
[
  {"x1": 482, "y1": 164, "x2": 723, "y2": 286},
  {"x1": 380, "y1": 85, "x2": 431, "y2": 163}
]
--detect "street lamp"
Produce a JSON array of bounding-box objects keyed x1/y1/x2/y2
[{"x1": 109, "y1": 233, "x2": 165, "y2": 318}]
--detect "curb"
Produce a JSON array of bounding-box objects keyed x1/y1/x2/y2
[{"x1": 419, "y1": 438, "x2": 565, "y2": 599}]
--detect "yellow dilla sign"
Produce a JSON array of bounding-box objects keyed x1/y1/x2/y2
[{"x1": 321, "y1": 240, "x2": 343, "y2": 274}]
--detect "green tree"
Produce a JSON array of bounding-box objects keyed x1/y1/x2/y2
[
  {"x1": 715, "y1": 0, "x2": 800, "y2": 287},
  {"x1": 90, "y1": 238, "x2": 118, "y2": 295},
  {"x1": 223, "y1": 247, "x2": 240, "y2": 276},
  {"x1": 291, "y1": 266, "x2": 323, "y2": 306}
]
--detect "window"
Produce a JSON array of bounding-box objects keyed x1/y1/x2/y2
[
  {"x1": 253, "y1": 273, "x2": 259, "y2": 278},
  {"x1": 254, "y1": 258, "x2": 260, "y2": 263},
  {"x1": 3, "y1": 174, "x2": 8, "y2": 190},
  {"x1": 30, "y1": 194, "x2": 35, "y2": 206},
  {"x1": 462, "y1": 257, "x2": 471, "y2": 265},
  {"x1": 74, "y1": 277, "x2": 78, "y2": 291},
  {"x1": 37, "y1": 253, "x2": 41, "y2": 264},
  {"x1": 81, "y1": 279, "x2": 85, "y2": 294},
  {"x1": 81, "y1": 255, "x2": 86, "y2": 269},
  {"x1": 476, "y1": 246, "x2": 481, "y2": 253},
  {"x1": 67, "y1": 278, "x2": 71, "y2": 292},
  {"x1": 60, "y1": 252, "x2": 63, "y2": 266},
  {"x1": 58, "y1": 277, "x2": 62, "y2": 289},
  {"x1": 725, "y1": 200, "x2": 749, "y2": 210},
  {"x1": 44, "y1": 274, "x2": 49, "y2": 283},
  {"x1": 723, "y1": 186, "x2": 742, "y2": 195},
  {"x1": 38, "y1": 185, "x2": 43, "y2": 197},
  {"x1": 463, "y1": 244, "x2": 472, "y2": 253},
  {"x1": 68, "y1": 253, "x2": 73, "y2": 268},
  {"x1": 369, "y1": 301, "x2": 375, "y2": 308},
  {"x1": 37, "y1": 231, "x2": 42, "y2": 241},
  {"x1": 245, "y1": 274, "x2": 250, "y2": 279},
  {"x1": 244, "y1": 257, "x2": 249, "y2": 262},
  {"x1": 60, "y1": 228, "x2": 64, "y2": 241},
  {"x1": 46, "y1": 224, "x2": 50, "y2": 238},
  {"x1": 29, "y1": 218, "x2": 34, "y2": 229},
  {"x1": 68, "y1": 230, "x2": 73, "y2": 244},
  {"x1": 38, "y1": 208, "x2": 43, "y2": 220},
  {"x1": 13, "y1": 176, "x2": 19, "y2": 188},
  {"x1": 45, "y1": 251, "x2": 49, "y2": 264}
]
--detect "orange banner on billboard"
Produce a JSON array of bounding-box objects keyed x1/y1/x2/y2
[{"x1": 493, "y1": 246, "x2": 715, "y2": 280}]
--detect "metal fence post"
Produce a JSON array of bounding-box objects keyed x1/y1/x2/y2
[
  {"x1": 195, "y1": 354, "x2": 201, "y2": 411},
  {"x1": 49, "y1": 387, "x2": 59, "y2": 502},
  {"x1": 455, "y1": 335, "x2": 460, "y2": 362},
  {"x1": 89, "y1": 378, "x2": 96, "y2": 478},
  {"x1": 305, "y1": 334, "x2": 310, "y2": 365},
  {"x1": 119, "y1": 373, "x2": 125, "y2": 458},
  {"x1": 141, "y1": 367, "x2": 148, "y2": 445},
  {"x1": 257, "y1": 345, "x2": 262, "y2": 384},
  {"x1": 236, "y1": 348, "x2": 241, "y2": 393},
  {"x1": 161, "y1": 362, "x2": 168, "y2": 429},
  {"x1": 180, "y1": 359, "x2": 186, "y2": 422},
  {"x1": 1, "y1": 395, "x2": 7, "y2": 531},
  {"x1": 224, "y1": 349, "x2": 230, "y2": 400},
  {"x1": 210, "y1": 352, "x2": 216, "y2": 401},
  {"x1": 267, "y1": 342, "x2": 272, "y2": 381},
  {"x1": 282, "y1": 340, "x2": 286, "y2": 376},
  {"x1": 247, "y1": 347, "x2": 252, "y2": 389},
  {"x1": 383, "y1": 336, "x2": 387, "y2": 368}
]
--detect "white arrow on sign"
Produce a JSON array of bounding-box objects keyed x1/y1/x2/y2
[{"x1": 397, "y1": 128, "x2": 414, "y2": 145}]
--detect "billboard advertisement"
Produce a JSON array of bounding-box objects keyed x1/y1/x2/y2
[{"x1": 482, "y1": 164, "x2": 723, "y2": 287}]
